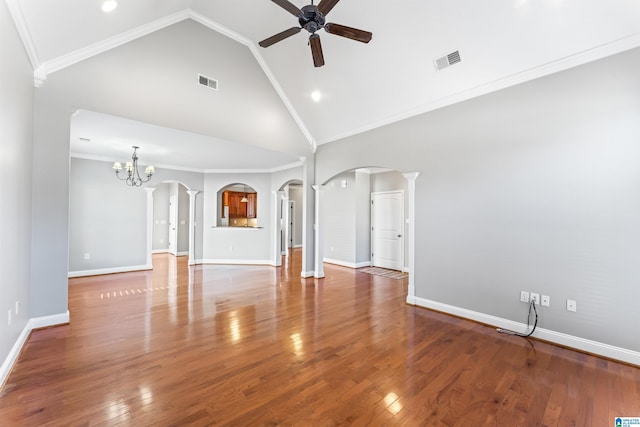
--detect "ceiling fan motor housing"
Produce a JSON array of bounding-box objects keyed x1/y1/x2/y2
[{"x1": 299, "y1": 5, "x2": 325, "y2": 33}]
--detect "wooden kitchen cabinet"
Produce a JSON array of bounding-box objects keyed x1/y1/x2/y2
[{"x1": 223, "y1": 190, "x2": 255, "y2": 218}]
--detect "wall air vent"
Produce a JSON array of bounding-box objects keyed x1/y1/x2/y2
[
  {"x1": 198, "y1": 74, "x2": 218, "y2": 91},
  {"x1": 434, "y1": 50, "x2": 461, "y2": 71}
]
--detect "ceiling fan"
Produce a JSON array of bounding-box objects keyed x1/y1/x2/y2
[{"x1": 259, "y1": 0, "x2": 372, "y2": 67}]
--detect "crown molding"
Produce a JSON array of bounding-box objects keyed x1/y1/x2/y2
[
  {"x1": 70, "y1": 152, "x2": 303, "y2": 174},
  {"x1": 5, "y1": 0, "x2": 40, "y2": 70},
  {"x1": 189, "y1": 10, "x2": 316, "y2": 152},
  {"x1": 316, "y1": 32, "x2": 640, "y2": 146},
  {"x1": 32, "y1": 8, "x2": 316, "y2": 152},
  {"x1": 41, "y1": 9, "x2": 190, "y2": 82}
]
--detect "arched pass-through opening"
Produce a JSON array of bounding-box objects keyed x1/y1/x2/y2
[
  {"x1": 148, "y1": 181, "x2": 199, "y2": 267},
  {"x1": 316, "y1": 168, "x2": 418, "y2": 301}
]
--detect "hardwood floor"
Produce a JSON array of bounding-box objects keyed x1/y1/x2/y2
[{"x1": 1, "y1": 251, "x2": 639, "y2": 426}]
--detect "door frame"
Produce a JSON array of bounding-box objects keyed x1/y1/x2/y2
[
  {"x1": 168, "y1": 194, "x2": 178, "y2": 256},
  {"x1": 370, "y1": 190, "x2": 405, "y2": 271}
]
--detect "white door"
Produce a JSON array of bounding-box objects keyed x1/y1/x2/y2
[
  {"x1": 371, "y1": 191, "x2": 404, "y2": 271},
  {"x1": 168, "y1": 195, "x2": 177, "y2": 256}
]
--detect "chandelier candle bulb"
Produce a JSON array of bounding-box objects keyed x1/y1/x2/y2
[{"x1": 112, "y1": 162, "x2": 122, "y2": 170}]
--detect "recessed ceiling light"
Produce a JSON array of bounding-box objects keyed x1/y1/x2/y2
[
  {"x1": 311, "y1": 91, "x2": 322, "y2": 102},
  {"x1": 102, "y1": 0, "x2": 118, "y2": 12}
]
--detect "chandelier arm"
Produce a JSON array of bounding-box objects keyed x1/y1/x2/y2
[{"x1": 114, "y1": 146, "x2": 154, "y2": 187}]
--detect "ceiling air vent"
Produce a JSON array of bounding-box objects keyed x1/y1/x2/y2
[
  {"x1": 434, "y1": 50, "x2": 461, "y2": 71},
  {"x1": 198, "y1": 74, "x2": 218, "y2": 91}
]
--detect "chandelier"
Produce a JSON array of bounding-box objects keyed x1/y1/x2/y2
[{"x1": 112, "y1": 146, "x2": 154, "y2": 187}]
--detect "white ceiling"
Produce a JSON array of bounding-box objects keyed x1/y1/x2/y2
[{"x1": 8, "y1": 0, "x2": 640, "y2": 170}]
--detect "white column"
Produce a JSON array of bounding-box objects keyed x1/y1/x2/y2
[
  {"x1": 271, "y1": 190, "x2": 284, "y2": 267},
  {"x1": 281, "y1": 189, "x2": 290, "y2": 257},
  {"x1": 312, "y1": 184, "x2": 325, "y2": 279},
  {"x1": 301, "y1": 156, "x2": 316, "y2": 278},
  {"x1": 145, "y1": 187, "x2": 156, "y2": 269},
  {"x1": 402, "y1": 172, "x2": 419, "y2": 304},
  {"x1": 187, "y1": 190, "x2": 199, "y2": 265}
]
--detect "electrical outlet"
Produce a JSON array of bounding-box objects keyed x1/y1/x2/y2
[
  {"x1": 567, "y1": 299, "x2": 577, "y2": 312},
  {"x1": 520, "y1": 291, "x2": 530, "y2": 303},
  {"x1": 15, "y1": 301, "x2": 20, "y2": 315},
  {"x1": 530, "y1": 293, "x2": 540, "y2": 305},
  {"x1": 84, "y1": 253, "x2": 90, "y2": 260},
  {"x1": 541, "y1": 295, "x2": 550, "y2": 307}
]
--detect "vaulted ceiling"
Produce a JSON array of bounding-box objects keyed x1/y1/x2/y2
[{"x1": 7, "y1": 0, "x2": 640, "y2": 170}]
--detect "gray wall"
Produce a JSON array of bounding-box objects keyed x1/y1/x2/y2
[
  {"x1": 69, "y1": 158, "x2": 203, "y2": 273},
  {"x1": 323, "y1": 172, "x2": 357, "y2": 265},
  {"x1": 355, "y1": 171, "x2": 371, "y2": 265},
  {"x1": 0, "y1": 0, "x2": 34, "y2": 367},
  {"x1": 322, "y1": 171, "x2": 371, "y2": 267},
  {"x1": 69, "y1": 158, "x2": 149, "y2": 271},
  {"x1": 316, "y1": 47, "x2": 640, "y2": 352}
]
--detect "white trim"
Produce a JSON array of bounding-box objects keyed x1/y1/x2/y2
[
  {"x1": 68, "y1": 264, "x2": 152, "y2": 278},
  {"x1": 1, "y1": 311, "x2": 70, "y2": 391},
  {"x1": 300, "y1": 270, "x2": 314, "y2": 278},
  {"x1": 190, "y1": 9, "x2": 316, "y2": 151},
  {"x1": 199, "y1": 259, "x2": 272, "y2": 266},
  {"x1": 323, "y1": 258, "x2": 370, "y2": 269},
  {"x1": 4, "y1": 0, "x2": 40, "y2": 71},
  {"x1": 293, "y1": 244, "x2": 303, "y2": 249},
  {"x1": 0, "y1": 322, "x2": 31, "y2": 390},
  {"x1": 176, "y1": 251, "x2": 189, "y2": 256},
  {"x1": 30, "y1": 311, "x2": 70, "y2": 329},
  {"x1": 70, "y1": 153, "x2": 304, "y2": 175},
  {"x1": 30, "y1": 7, "x2": 316, "y2": 151},
  {"x1": 316, "y1": 33, "x2": 640, "y2": 146},
  {"x1": 204, "y1": 160, "x2": 304, "y2": 174},
  {"x1": 152, "y1": 249, "x2": 169, "y2": 254},
  {"x1": 411, "y1": 297, "x2": 640, "y2": 367},
  {"x1": 43, "y1": 10, "x2": 190, "y2": 77}
]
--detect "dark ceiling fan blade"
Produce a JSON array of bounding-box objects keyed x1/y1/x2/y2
[
  {"x1": 324, "y1": 23, "x2": 372, "y2": 43},
  {"x1": 271, "y1": 0, "x2": 303, "y2": 17},
  {"x1": 309, "y1": 34, "x2": 325, "y2": 67},
  {"x1": 259, "y1": 27, "x2": 302, "y2": 48},
  {"x1": 317, "y1": 0, "x2": 341, "y2": 15}
]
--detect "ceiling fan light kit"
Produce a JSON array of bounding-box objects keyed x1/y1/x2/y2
[{"x1": 259, "y1": 0, "x2": 372, "y2": 67}]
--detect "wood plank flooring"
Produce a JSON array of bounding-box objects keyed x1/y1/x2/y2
[{"x1": 1, "y1": 250, "x2": 639, "y2": 426}]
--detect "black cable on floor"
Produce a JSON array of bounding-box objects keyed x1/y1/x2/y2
[{"x1": 496, "y1": 299, "x2": 538, "y2": 338}]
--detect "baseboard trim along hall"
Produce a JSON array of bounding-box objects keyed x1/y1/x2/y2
[
  {"x1": 68, "y1": 264, "x2": 152, "y2": 278},
  {"x1": 323, "y1": 258, "x2": 371, "y2": 269},
  {"x1": 1, "y1": 311, "x2": 70, "y2": 392},
  {"x1": 410, "y1": 296, "x2": 640, "y2": 367},
  {"x1": 199, "y1": 259, "x2": 272, "y2": 266}
]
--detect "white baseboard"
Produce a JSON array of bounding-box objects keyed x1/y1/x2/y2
[
  {"x1": 411, "y1": 297, "x2": 640, "y2": 367},
  {"x1": 300, "y1": 270, "x2": 314, "y2": 278},
  {"x1": 1, "y1": 311, "x2": 69, "y2": 392},
  {"x1": 152, "y1": 249, "x2": 169, "y2": 254},
  {"x1": 68, "y1": 264, "x2": 152, "y2": 278},
  {"x1": 30, "y1": 311, "x2": 70, "y2": 329},
  {"x1": 176, "y1": 251, "x2": 189, "y2": 257},
  {"x1": 293, "y1": 244, "x2": 303, "y2": 249},
  {"x1": 199, "y1": 259, "x2": 272, "y2": 266},
  {"x1": 323, "y1": 258, "x2": 371, "y2": 269}
]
